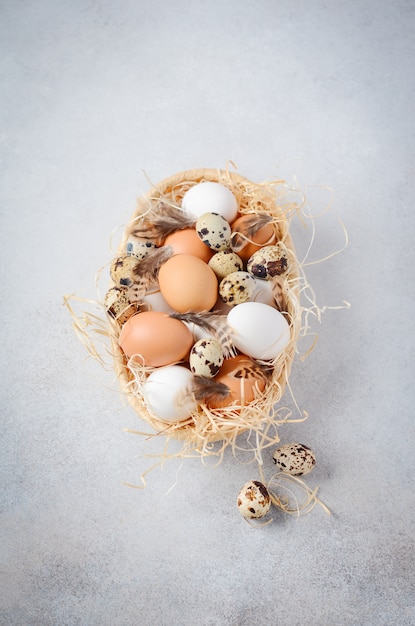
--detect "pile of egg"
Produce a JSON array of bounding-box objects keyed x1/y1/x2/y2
[{"x1": 105, "y1": 181, "x2": 294, "y2": 424}]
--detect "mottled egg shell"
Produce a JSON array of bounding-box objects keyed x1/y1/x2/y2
[
  {"x1": 189, "y1": 338, "x2": 224, "y2": 378},
  {"x1": 247, "y1": 243, "x2": 291, "y2": 279},
  {"x1": 126, "y1": 235, "x2": 156, "y2": 260},
  {"x1": 164, "y1": 228, "x2": 214, "y2": 262},
  {"x1": 196, "y1": 212, "x2": 231, "y2": 251},
  {"x1": 227, "y1": 302, "x2": 290, "y2": 360},
  {"x1": 118, "y1": 311, "x2": 193, "y2": 366},
  {"x1": 110, "y1": 255, "x2": 139, "y2": 287},
  {"x1": 208, "y1": 250, "x2": 243, "y2": 279},
  {"x1": 182, "y1": 182, "x2": 238, "y2": 222},
  {"x1": 206, "y1": 355, "x2": 266, "y2": 409},
  {"x1": 237, "y1": 480, "x2": 271, "y2": 519},
  {"x1": 104, "y1": 286, "x2": 140, "y2": 325},
  {"x1": 143, "y1": 365, "x2": 197, "y2": 422},
  {"x1": 219, "y1": 271, "x2": 256, "y2": 306},
  {"x1": 272, "y1": 443, "x2": 316, "y2": 476},
  {"x1": 158, "y1": 254, "x2": 218, "y2": 313},
  {"x1": 231, "y1": 214, "x2": 276, "y2": 262}
]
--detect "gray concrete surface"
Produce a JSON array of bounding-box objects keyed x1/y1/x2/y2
[{"x1": 1, "y1": 1, "x2": 414, "y2": 624}]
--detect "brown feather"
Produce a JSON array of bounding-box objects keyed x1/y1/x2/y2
[
  {"x1": 231, "y1": 213, "x2": 273, "y2": 252},
  {"x1": 133, "y1": 246, "x2": 173, "y2": 286},
  {"x1": 169, "y1": 311, "x2": 237, "y2": 358},
  {"x1": 191, "y1": 376, "x2": 231, "y2": 402},
  {"x1": 130, "y1": 202, "x2": 195, "y2": 242}
]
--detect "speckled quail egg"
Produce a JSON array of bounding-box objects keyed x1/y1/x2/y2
[
  {"x1": 196, "y1": 212, "x2": 231, "y2": 251},
  {"x1": 104, "y1": 286, "x2": 140, "y2": 325},
  {"x1": 237, "y1": 480, "x2": 272, "y2": 519},
  {"x1": 126, "y1": 235, "x2": 156, "y2": 260},
  {"x1": 219, "y1": 271, "x2": 256, "y2": 306},
  {"x1": 208, "y1": 250, "x2": 243, "y2": 279},
  {"x1": 189, "y1": 338, "x2": 224, "y2": 378},
  {"x1": 247, "y1": 243, "x2": 291, "y2": 280},
  {"x1": 272, "y1": 443, "x2": 316, "y2": 476},
  {"x1": 110, "y1": 255, "x2": 139, "y2": 287}
]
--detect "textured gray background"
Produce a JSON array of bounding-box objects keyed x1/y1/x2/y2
[{"x1": 1, "y1": 1, "x2": 414, "y2": 625}]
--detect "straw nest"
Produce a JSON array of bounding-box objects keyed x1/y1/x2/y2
[{"x1": 105, "y1": 168, "x2": 305, "y2": 457}]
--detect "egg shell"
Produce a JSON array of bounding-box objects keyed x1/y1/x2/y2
[
  {"x1": 182, "y1": 182, "x2": 238, "y2": 221},
  {"x1": 189, "y1": 338, "x2": 224, "y2": 378},
  {"x1": 272, "y1": 443, "x2": 316, "y2": 476},
  {"x1": 158, "y1": 254, "x2": 218, "y2": 313},
  {"x1": 118, "y1": 311, "x2": 193, "y2": 366},
  {"x1": 227, "y1": 302, "x2": 290, "y2": 360},
  {"x1": 196, "y1": 212, "x2": 232, "y2": 251},
  {"x1": 219, "y1": 271, "x2": 256, "y2": 307},
  {"x1": 126, "y1": 236, "x2": 156, "y2": 260},
  {"x1": 143, "y1": 365, "x2": 197, "y2": 422},
  {"x1": 206, "y1": 355, "x2": 266, "y2": 409},
  {"x1": 110, "y1": 255, "x2": 139, "y2": 287},
  {"x1": 231, "y1": 214, "x2": 276, "y2": 262},
  {"x1": 164, "y1": 228, "x2": 214, "y2": 262},
  {"x1": 247, "y1": 243, "x2": 291, "y2": 279},
  {"x1": 141, "y1": 290, "x2": 175, "y2": 313},
  {"x1": 104, "y1": 287, "x2": 140, "y2": 325},
  {"x1": 237, "y1": 480, "x2": 271, "y2": 519},
  {"x1": 208, "y1": 250, "x2": 243, "y2": 279}
]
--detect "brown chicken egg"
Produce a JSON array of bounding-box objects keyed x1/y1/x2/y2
[
  {"x1": 158, "y1": 254, "x2": 218, "y2": 313},
  {"x1": 118, "y1": 311, "x2": 193, "y2": 366},
  {"x1": 164, "y1": 229, "x2": 214, "y2": 262},
  {"x1": 206, "y1": 354, "x2": 267, "y2": 409},
  {"x1": 231, "y1": 214, "x2": 276, "y2": 263}
]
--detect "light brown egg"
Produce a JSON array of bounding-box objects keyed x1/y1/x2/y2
[
  {"x1": 164, "y1": 229, "x2": 214, "y2": 262},
  {"x1": 231, "y1": 214, "x2": 276, "y2": 263},
  {"x1": 158, "y1": 254, "x2": 218, "y2": 313},
  {"x1": 118, "y1": 311, "x2": 193, "y2": 367},
  {"x1": 206, "y1": 354, "x2": 266, "y2": 409}
]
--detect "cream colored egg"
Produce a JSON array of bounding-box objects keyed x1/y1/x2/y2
[
  {"x1": 126, "y1": 235, "x2": 156, "y2": 260},
  {"x1": 189, "y1": 338, "x2": 224, "y2": 378},
  {"x1": 272, "y1": 443, "x2": 316, "y2": 476},
  {"x1": 196, "y1": 212, "x2": 232, "y2": 251},
  {"x1": 208, "y1": 250, "x2": 243, "y2": 279},
  {"x1": 237, "y1": 480, "x2": 271, "y2": 519},
  {"x1": 247, "y1": 243, "x2": 291, "y2": 280},
  {"x1": 219, "y1": 271, "x2": 256, "y2": 306},
  {"x1": 110, "y1": 255, "x2": 139, "y2": 287}
]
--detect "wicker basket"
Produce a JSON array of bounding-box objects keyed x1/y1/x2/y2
[{"x1": 108, "y1": 168, "x2": 302, "y2": 450}]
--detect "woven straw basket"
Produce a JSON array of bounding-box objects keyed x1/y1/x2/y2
[{"x1": 109, "y1": 168, "x2": 302, "y2": 450}]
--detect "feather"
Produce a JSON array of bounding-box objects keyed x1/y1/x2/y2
[
  {"x1": 190, "y1": 376, "x2": 231, "y2": 403},
  {"x1": 271, "y1": 276, "x2": 288, "y2": 313},
  {"x1": 169, "y1": 311, "x2": 237, "y2": 358},
  {"x1": 132, "y1": 246, "x2": 173, "y2": 286},
  {"x1": 231, "y1": 213, "x2": 273, "y2": 252},
  {"x1": 130, "y1": 202, "x2": 195, "y2": 243}
]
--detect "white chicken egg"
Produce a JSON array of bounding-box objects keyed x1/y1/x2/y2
[
  {"x1": 182, "y1": 182, "x2": 238, "y2": 221},
  {"x1": 227, "y1": 301, "x2": 290, "y2": 360},
  {"x1": 143, "y1": 365, "x2": 197, "y2": 422},
  {"x1": 237, "y1": 480, "x2": 272, "y2": 519}
]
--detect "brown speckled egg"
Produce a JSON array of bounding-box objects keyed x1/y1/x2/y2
[
  {"x1": 196, "y1": 212, "x2": 231, "y2": 251},
  {"x1": 272, "y1": 443, "x2": 316, "y2": 476},
  {"x1": 110, "y1": 255, "x2": 139, "y2": 287},
  {"x1": 219, "y1": 271, "x2": 256, "y2": 306},
  {"x1": 104, "y1": 286, "x2": 140, "y2": 325},
  {"x1": 126, "y1": 236, "x2": 156, "y2": 260},
  {"x1": 247, "y1": 243, "x2": 291, "y2": 279},
  {"x1": 237, "y1": 480, "x2": 271, "y2": 519},
  {"x1": 189, "y1": 338, "x2": 224, "y2": 378},
  {"x1": 208, "y1": 250, "x2": 243, "y2": 279}
]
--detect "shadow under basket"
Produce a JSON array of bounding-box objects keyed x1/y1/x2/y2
[{"x1": 109, "y1": 168, "x2": 303, "y2": 452}]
